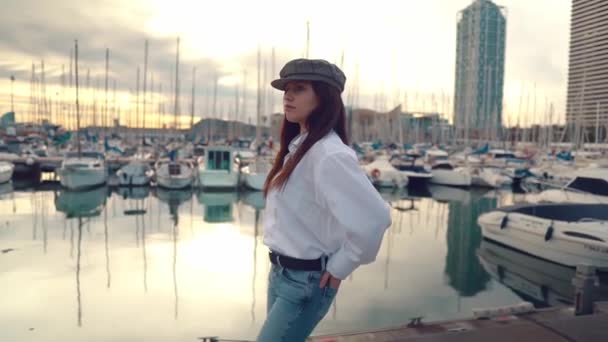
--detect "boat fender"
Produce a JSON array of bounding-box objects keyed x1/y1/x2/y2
[
  {"x1": 371, "y1": 168, "x2": 381, "y2": 179},
  {"x1": 544, "y1": 223, "x2": 554, "y2": 241},
  {"x1": 500, "y1": 215, "x2": 509, "y2": 229}
]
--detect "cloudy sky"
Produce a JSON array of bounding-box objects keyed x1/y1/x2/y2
[{"x1": 0, "y1": 0, "x2": 570, "y2": 128}]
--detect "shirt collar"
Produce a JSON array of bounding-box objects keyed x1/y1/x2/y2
[{"x1": 288, "y1": 132, "x2": 308, "y2": 154}]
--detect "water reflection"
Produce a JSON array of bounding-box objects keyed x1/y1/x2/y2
[
  {"x1": 54, "y1": 186, "x2": 108, "y2": 328},
  {"x1": 0, "y1": 182, "x2": 13, "y2": 197},
  {"x1": 478, "y1": 240, "x2": 608, "y2": 308},
  {"x1": 444, "y1": 192, "x2": 495, "y2": 297},
  {"x1": 0, "y1": 185, "x2": 551, "y2": 341},
  {"x1": 155, "y1": 187, "x2": 193, "y2": 319},
  {"x1": 55, "y1": 186, "x2": 108, "y2": 218},
  {"x1": 198, "y1": 191, "x2": 238, "y2": 223}
]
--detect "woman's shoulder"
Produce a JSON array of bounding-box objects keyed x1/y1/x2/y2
[{"x1": 309, "y1": 131, "x2": 356, "y2": 160}]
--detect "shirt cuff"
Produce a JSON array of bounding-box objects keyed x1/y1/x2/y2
[{"x1": 326, "y1": 249, "x2": 360, "y2": 280}]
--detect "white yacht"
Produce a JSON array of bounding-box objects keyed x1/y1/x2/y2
[
  {"x1": 525, "y1": 168, "x2": 608, "y2": 204},
  {"x1": 425, "y1": 149, "x2": 471, "y2": 187},
  {"x1": 116, "y1": 160, "x2": 154, "y2": 186},
  {"x1": 361, "y1": 154, "x2": 408, "y2": 188},
  {"x1": 57, "y1": 152, "x2": 108, "y2": 190},
  {"x1": 241, "y1": 156, "x2": 272, "y2": 191},
  {"x1": 470, "y1": 167, "x2": 512, "y2": 188},
  {"x1": 197, "y1": 146, "x2": 239, "y2": 190},
  {"x1": 155, "y1": 159, "x2": 194, "y2": 190},
  {"x1": 478, "y1": 202, "x2": 608, "y2": 271}
]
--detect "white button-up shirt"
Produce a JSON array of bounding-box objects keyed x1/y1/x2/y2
[{"x1": 263, "y1": 131, "x2": 392, "y2": 279}]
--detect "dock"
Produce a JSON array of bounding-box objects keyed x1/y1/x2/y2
[{"x1": 308, "y1": 302, "x2": 608, "y2": 342}]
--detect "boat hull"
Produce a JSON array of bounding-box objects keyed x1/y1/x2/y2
[
  {"x1": 478, "y1": 209, "x2": 608, "y2": 271},
  {"x1": 430, "y1": 169, "x2": 471, "y2": 187},
  {"x1": 59, "y1": 168, "x2": 107, "y2": 190},
  {"x1": 243, "y1": 172, "x2": 266, "y2": 191},
  {"x1": 157, "y1": 175, "x2": 193, "y2": 189},
  {"x1": 198, "y1": 170, "x2": 239, "y2": 190},
  {"x1": 0, "y1": 163, "x2": 13, "y2": 184}
]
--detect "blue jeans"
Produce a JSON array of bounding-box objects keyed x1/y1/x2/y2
[{"x1": 256, "y1": 264, "x2": 338, "y2": 341}]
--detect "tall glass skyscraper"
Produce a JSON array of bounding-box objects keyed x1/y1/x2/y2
[
  {"x1": 565, "y1": 0, "x2": 608, "y2": 143},
  {"x1": 453, "y1": 0, "x2": 506, "y2": 138}
]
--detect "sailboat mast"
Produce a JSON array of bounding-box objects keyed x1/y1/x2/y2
[
  {"x1": 190, "y1": 66, "x2": 196, "y2": 130},
  {"x1": 104, "y1": 48, "x2": 109, "y2": 131},
  {"x1": 173, "y1": 37, "x2": 180, "y2": 131},
  {"x1": 75, "y1": 40, "x2": 81, "y2": 156},
  {"x1": 143, "y1": 39, "x2": 149, "y2": 133},
  {"x1": 256, "y1": 45, "x2": 261, "y2": 153}
]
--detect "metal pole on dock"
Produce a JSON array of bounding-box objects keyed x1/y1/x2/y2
[{"x1": 573, "y1": 264, "x2": 598, "y2": 316}]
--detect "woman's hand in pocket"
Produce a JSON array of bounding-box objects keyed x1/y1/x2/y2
[{"x1": 319, "y1": 271, "x2": 341, "y2": 290}]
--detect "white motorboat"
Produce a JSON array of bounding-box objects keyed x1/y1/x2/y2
[
  {"x1": 478, "y1": 202, "x2": 608, "y2": 271},
  {"x1": 0, "y1": 161, "x2": 14, "y2": 184},
  {"x1": 116, "y1": 160, "x2": 154, "y2": 186},
  {"x1": 155, "y1": 159, "x2": 194, "y2": 190},
  {"x1": 57, "y1": 152, "x2": 108, "y2": 190},
  {"x1": 430, "y1": 162, "x2": 472, "y2": 187},
  {"x1": 470, "y1": 167, "x2": 512, "y2": 188},
  {"x1": 425, "y1": 148, "x2": 471, "y2": 187},
  {"x1": 241, "y1": 157, "x2": 272, "y2": 191},
  {"x1": 524, "y1": 168, "x2": 608, "y2": 204},
  {"x1": 197, "y1": 146, "x2": 239, "y2": 190},
  {"x1": 361, "y1": 155, "x2": 408, "y2": 188}
]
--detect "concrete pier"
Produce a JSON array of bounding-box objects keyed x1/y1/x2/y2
[{"x1": 308, "y1": 303, "x2": 608, "y2": 341}]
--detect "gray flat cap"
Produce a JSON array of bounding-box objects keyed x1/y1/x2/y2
[{"x1": 271, "y1": 58, "x2": 346, "y2": 93}]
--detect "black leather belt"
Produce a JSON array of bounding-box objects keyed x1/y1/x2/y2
[{"x1": 269, "y1": 251, "x2": 326, "y2": 271}]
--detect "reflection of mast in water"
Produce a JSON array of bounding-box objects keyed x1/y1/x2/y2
[
  {"x1": 170, "y1": 197, "x2": 179, "y2": 320},
  {"x1": 384, "y1": 209, "x2": 397, "y2": 290},
  {"x1": 42, "y1": 193, "x2": 48, "y2": 253},
  {"x1": 32, "y1": 192, "x2": 37, "y2": 240},
  {"x1": 104, "y1": 203, "x2": 111, "y2": 288},
  {"x1": 70, "y1": 219, "x2": 74, "y2": 258},
  {"x1": 142, "y1": 199, "x2": 148, "y2": 293},
  {"x1": 76, "y1": 217, "x2": 83, "y2": 327},
  {"x1": 63, "y1": 217, "x2": 67, "y2": 240},
  {"x1": 251, "y1": 208, "x2": 259, "y2": 324}
]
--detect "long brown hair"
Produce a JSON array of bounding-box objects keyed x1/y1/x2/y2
[{"x1": 263, "y1": 81, "x2": 348, "y2": 196}]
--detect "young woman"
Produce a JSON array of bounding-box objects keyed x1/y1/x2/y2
[{"x1": 257, "y1": 58, "x2": 391, "y2": 341}]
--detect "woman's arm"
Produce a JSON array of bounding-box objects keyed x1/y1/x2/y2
[{"x1": 314, "y1": 150, "x2": 392, "y2": 280}]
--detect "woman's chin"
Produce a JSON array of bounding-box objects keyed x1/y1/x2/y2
[{"x1": 284, "y1": 113, "x2": 300, "y2": 124}]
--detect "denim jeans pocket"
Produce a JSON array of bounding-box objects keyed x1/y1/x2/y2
[
  {"x1": 323, "y1": 285, "x2": 338, "y2": 298},
  {"x1": 280, "y1": 268, "x2": 311, "y2": 287}
]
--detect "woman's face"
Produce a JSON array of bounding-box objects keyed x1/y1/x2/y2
[{"x1": 283, "y1": 81, "x2": 319, "y2": 127}]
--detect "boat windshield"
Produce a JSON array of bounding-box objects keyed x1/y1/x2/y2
[{"x1": 566, "y1": 177, "x2": 608, "y2": 196}]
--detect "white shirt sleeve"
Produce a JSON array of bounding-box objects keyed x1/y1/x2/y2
[{"x1": 314, "y1": 150, "x2": 392, "y2": 279}]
